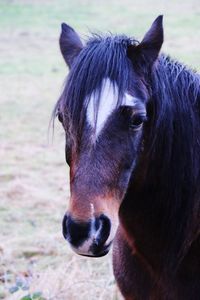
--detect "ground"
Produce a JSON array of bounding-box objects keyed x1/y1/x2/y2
[{"x1": 0, "y1": 0, "x2": 200, "y2": 299}]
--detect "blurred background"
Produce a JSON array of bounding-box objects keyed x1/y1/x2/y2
[{"x1": 0, "y1": 0, "x2": 200, "y2": 299}]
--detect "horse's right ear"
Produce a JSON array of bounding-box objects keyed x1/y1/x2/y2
[
  {"x1": 59, "y1": 23, "x2": 83, "y2": 68},
  {"x1": 128, "y1": 16, "x2": 163, "y2": 67},
  {"x1": 139, "y1": 15, "x2": 164, "y2": 66}
]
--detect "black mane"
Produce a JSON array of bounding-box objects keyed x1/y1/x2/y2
[
  {"x1": 154, "y1": 56, "x2": 200, "y2": 265},
  {"x1": 128, "y1": 54, "x2": 200, "y2": 272}
]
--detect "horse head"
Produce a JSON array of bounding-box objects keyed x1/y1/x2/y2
[{"x1": 56, "y1": 16, "x2": 163, "y2": 257}]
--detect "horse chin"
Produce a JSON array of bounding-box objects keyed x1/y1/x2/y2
[
  {"x1": 78, "y1": 249, "x2": 109, "y2": 258},
  {"x1": 71, "y1": 241, "x2": 112, "y2": 258}
]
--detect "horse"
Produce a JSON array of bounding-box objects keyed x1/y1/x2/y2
[{"x1": 54, "y1": 16, "x2": 200, "y2": 299}]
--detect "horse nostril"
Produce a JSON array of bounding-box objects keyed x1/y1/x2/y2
[
  {"x1": 62, "y1": 214, "x2": 91, "y2": 248},
  {"x1": 98, "y1": 215, "x2": 111, "y2": 245},
  {"x1": 62, "y1": 214, "x2": 68, "y2": 239},
  {"x1": 62, "y1": 213, "x2": 111, "y2": 256},
  {"x1": 90, "y1": 215, "x2": 111, "y2": 254}
]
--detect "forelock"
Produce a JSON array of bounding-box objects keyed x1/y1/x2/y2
[{"x1": 58, "y1": 34, "x2": 138, "y2": 137}]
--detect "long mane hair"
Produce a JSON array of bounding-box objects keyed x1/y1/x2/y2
[{"x1": 126, "y1": 54, "x2": 200, "y2": 273}]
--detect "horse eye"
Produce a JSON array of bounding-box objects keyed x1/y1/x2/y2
[
  {"x1": 58, "y1": 112, "x2": 63, "y2": 123},
  {"x1": 65, "y1": 138, "x2": 71, "y2": 166},
  {"x1": 65, "y1": 144, "x2": 71, "y2": 166},
  {"x1": 130, "y1": 114, "x2": 147, "y2": 130}
]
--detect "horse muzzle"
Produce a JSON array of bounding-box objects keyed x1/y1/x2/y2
[{"x1": 62, "y1": 214, "x2": 112, "y2": 257}]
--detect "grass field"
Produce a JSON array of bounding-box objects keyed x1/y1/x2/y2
[{"x1": 0, "y1": 0, "x2": 200, "y2": 299}]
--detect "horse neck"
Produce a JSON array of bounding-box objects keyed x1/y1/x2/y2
[
  {"x1": 120, "y1": 56, "x2": 200, "y2": 272},
  {"x1": 147, "y1": 55, "x2": 200, "y2": 184},
  {"x1": 147, "y1": 56, "x2": 200, "y2": 202}
]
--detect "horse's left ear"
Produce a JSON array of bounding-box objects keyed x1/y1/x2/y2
[
  {"x1": 128, "y1": 15, "x2": 163, "y2": 67},
  {"x1": 139, "y1": 15, "x2": 164, "y2": 65},
  {"x1": 60, "y1": 23, "x2": 83, "y2": 68}
]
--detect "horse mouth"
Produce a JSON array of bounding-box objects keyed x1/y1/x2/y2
[
  {"x1": 79, "y1": 249, "x2": 109, "y2": 258},
  {"x1": 74, "y1": 241, "x2": 112, "y2": 258}
]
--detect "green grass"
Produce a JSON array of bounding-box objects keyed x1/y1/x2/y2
[
  {"x1": 0, "y1": 0, "x2": 199, "y2": 76},
  {"x1": 0, "y1": 1, "x2": 200, "y2": 299}
]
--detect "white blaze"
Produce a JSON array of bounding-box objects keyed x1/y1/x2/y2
[{"x1": 87, "y1": 78, "x2": 138, "y2": 138}]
